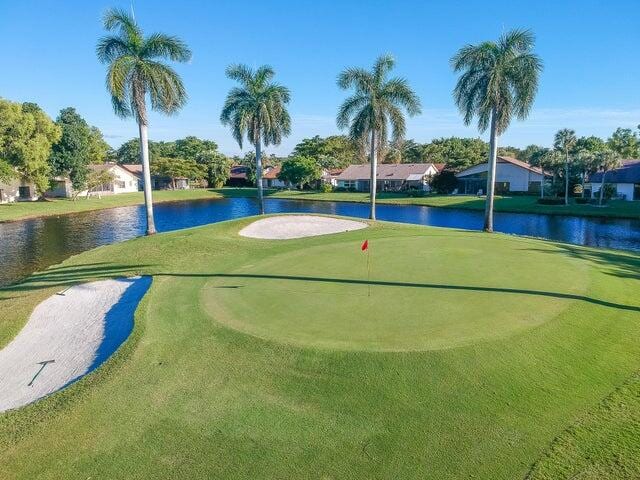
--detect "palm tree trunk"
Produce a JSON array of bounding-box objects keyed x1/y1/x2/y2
[
  {"x1": 564, "y1": 151, "x2": 569, "y2": 205},
  {"x1": 138, "y1": 121, "x2": 156, "y2": 235},
  {"x1": 598, "y1": 170, "x2": 607, "y2": 206},
  {"x1": 484, "y1": 109, "x2": 498, "y2": 232},
  {"x1": 369, "y1": 129, "x2": 377, "y2": 220},
  {"x1": 255, "y1": 137, "x2": 265, "y2": 215}
]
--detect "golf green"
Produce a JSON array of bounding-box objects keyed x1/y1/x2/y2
[
  {"x1": 205, "y1": 236, "x2": 588, "y2": 351},
  {"x1": 0, "y1": 215, "x2": 639, "y2": 479}
]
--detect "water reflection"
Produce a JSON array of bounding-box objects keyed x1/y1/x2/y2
[{"x1": 1, "y1": 197, "x2": 640, "y2": 287}]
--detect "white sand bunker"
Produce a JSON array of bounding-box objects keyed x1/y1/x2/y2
[
  {"x1": 0, "y1": 276, "x2": 151, "y2": 413},
  {"x1": 239, "y1": 215, "x2": 368, "y2": 239}
]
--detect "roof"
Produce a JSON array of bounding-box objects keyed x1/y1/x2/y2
[
  {"x1": 229, "y1": 164, "x2": 248, "y2": 179},
  {"x1": 337, "y1": 163, "x2": 437, "y2": 181},
  {"x1": 457, "y1": 156, "x2": 547, "y2": 177},
  {"x1": 262, "y1": 165, "x2": 281, "y2": 179},
  {"x1": 121, "y1": 164, "x2": 143, "y2": 176},
  {"x1": 588, "y1": 160, "x2": 640, "y2": 183}
]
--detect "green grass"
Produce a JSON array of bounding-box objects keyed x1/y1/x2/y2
[
  {"x1": 247, "y1": 188, "x2": 640, "y2": 220},
  {"x1": 1, "y1": 217, "x2": 640, "y2": 479},
  {"x1": 0, "y1": 189, "x2": 224, "y2": 223}
]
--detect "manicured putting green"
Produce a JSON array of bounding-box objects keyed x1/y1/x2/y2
[{"x1": 204, "y1": 235, "x2": 588, "y2": 351}]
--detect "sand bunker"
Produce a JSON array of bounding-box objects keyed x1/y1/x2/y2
[
  {"x1": 239, "y1": 215, "x2": 367, "y2": 239},
  {"x1": 0, "y1": 276, "x2": 151, "y2": 413}
]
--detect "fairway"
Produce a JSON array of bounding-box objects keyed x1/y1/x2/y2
[{"x1": 1, "y1": 215, "x2": 639, "y2": 479}]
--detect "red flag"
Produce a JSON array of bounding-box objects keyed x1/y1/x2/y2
[{"x1": 361, "y1": 239, "x2": 369, "y2": 251}]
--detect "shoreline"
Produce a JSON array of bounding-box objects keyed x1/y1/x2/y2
[{"x1": 2, "y1": 188, "x2": 640, "y2": 223}]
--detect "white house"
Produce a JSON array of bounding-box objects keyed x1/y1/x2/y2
[
  {"x1": 261, "y1": 165, "x2": 291, "y2": 188},
  {"x1": 336, "y1": 163, "x2": 442, "y2": 192},
  {"x1": 455, "y1": 156, "x2": 547, "y2": 195},
  {"x1": 585, "y1": 160, "x2": 640, "y2": 201},
  {"x1": 0, "y1": 175, "x2": 38, "y2": 203},
  {"x1": 47, "y1": 163, "x2": 140, "y2": 198}
]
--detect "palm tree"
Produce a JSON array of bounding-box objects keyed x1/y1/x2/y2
[
  {"x1": 451, "y1": 29, "x2": 542, "y2": 232},
  {"x1": 554, "y1": 129, "x2": 577, "y2": 205},
  {"x1": 337, "y1": 55, "x2": 421, "y2": 220},
  {"x1": 220, "y1": 65, "x2": 291, "y2": 214},
  {"x1": 595, "y1": 148, "x2": 622, "y2": 206},
  {"x1": 96, "y1": 8, "x2": 191, "y2": 235}
]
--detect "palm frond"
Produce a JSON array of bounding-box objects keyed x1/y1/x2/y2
[{"x1": 141, "y1": 33, "x2": 192, "y2": 62}]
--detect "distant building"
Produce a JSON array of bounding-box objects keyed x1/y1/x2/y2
[
  {"x1": 0, "y1": 175, "x2": 38, "y2": 203},
  {"x1": 120, "y1": 164, "x2": 189, "y2": 190},
  {"x1": 336, "y1": 163, "x2": 441, "y2": 192},
  {"x1": 47, "y1": 164, "x2": 140, "y2": 198},
  {"x1": 226, "y1": 164, "x2": 252, "y2": 187},
  {"x1": 585, "y1": 160, "x2": 640, "y2": 201},
  {"x1": 261, "y1": 165, "x2": 291, "y2": 188},
  {"x1": 455, "y1": 156, "x2": 547, "y2": 195}
]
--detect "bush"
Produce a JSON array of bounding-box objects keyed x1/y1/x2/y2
[
  {"x1": 574, "y1": 197, "x2": 589, "y2": 204},
  {"x1": 430, "y1": 170, "x2": 458, "y2": 194},
  {"x1": 320, "y1": 183, "x2": 333, "y2": 193},
  {"x1": 537, "y1": 197, "x2": 565, "y2": 205},
  {"x1": 405, "y1": 189, "x2": 427, "y2": 197}
]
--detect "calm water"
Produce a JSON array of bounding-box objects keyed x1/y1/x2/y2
[{"x1": 1, "y1": 197, "x2": 640, "y2": 287}]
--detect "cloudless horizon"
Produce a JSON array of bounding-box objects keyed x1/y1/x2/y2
[{"x1": 1, "y1": 0, "x2": 639, "y2": 156}]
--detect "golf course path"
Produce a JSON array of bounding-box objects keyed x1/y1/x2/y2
[
  {"x1": 0, "y1": 276, "x2": 151, "y2": 413},
  {"x1": 239, "y1": 215, "x2": 367, "y2": 239}
]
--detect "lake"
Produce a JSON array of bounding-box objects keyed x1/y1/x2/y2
[{"x1": 2, "y1": 196, "x2": 640, "y2": 287}]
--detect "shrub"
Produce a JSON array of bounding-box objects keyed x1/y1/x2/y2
[
  {"x1": 320, "y1": 183, "x2": 333, "y2": 193},
  {"x1": 406, "y1": 189, "x2": 427, "y2": 197},
  {"x1": 430, "y1": 170, "x2": 458, "y2": 194},
  {"x1": 537, "y1": 197, "x2": 565, "y2": 205}
]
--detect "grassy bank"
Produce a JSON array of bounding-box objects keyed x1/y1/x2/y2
[
  {"x1": 0, "y1": 189, "x2": 223, "y2": 223},
  {"x1": 3, "y1": 187, "x2": 640, "y2": 223},
  {"x1": 241, "y1": 188, "x2": 640, "y2": 220},
  {"x1": 1, "y1": 217, "x2": 639, "y2": 478}
]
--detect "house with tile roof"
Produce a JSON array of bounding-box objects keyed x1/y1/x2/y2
[
  {"x1": 335, "y1": 163, "x2": 441, "y2": 192},
  {"x1": 455, "y1": 156, "x2": 548, "y2": 195}
]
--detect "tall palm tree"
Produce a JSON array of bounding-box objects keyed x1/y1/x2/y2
[
  {"x1": 337, "y1": 55, "x2": 421, "y2": 220},
  {"x1": 220, "y1": 65, "x2": 291, "y2": 214},
  {"x1": 595, "y1": 148, "x2": 622, "y2": 206},
  {"x1": 554, "y1": 128, "x2": 577, "y2": 205},
  {"x1": 451, "y1": 29, "x2": 542, "y2": 232},
  {"x1": 96, "y1": 8, "x2": 191, "y2": 235}
]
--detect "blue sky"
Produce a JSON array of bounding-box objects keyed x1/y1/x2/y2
[{"x1": 1, "y1": 0, "x2": 639, "y2": 156}]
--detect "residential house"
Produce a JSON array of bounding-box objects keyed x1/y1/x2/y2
[
  {"x1": 336, "y1": 163, "x2": 441, "y2": 192},
  {"x1": 226, "y1": 164, "x2": 253, "y2": 187},
  {"x1": 585, "y1": 160, "x2": 640, "y2": 201},
  {"x1": 455, "y1": 156, "x2": 547, "y2": 195},
  {"x1": 0, "y1": 175, "x2": 38, "y2": 203},
  {"x1": 261, "y1": 165, "x2": 291, "y2": 188},
  {"x1": 120, "y1": 164, "x2": 189, "y2": 190},
  {"x1": 321, "y1": 168, "x2": 344, "y2": 188},
  {"x1": 47, "y1": 163, "x2": 140, "y2": 198}
]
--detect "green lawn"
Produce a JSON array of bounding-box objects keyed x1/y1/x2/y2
[
  {"x1": 0, "y1": 189, "x2": 223, "y2": 223},
  {"x1": 251, "y1": 188, "x2": 640, "y2": 219},
  {"x1": 1, "y1": 217, "x2": 640, "y2": 479},
  {"x1": 3, "y1": 187, "x2": 640, "y2": 223}
]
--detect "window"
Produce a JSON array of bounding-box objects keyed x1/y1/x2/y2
[
  {"x1": 342, "y1": 180, "x2": 356, "y2": 189},
  {"x1": 18, "y1": 186, "x2": 31, "y2": 199},
  {"x1": 116, "y1": 180, "x2": 125, "y2": 189},
  {"x1": 634, "y1": 184, "x2": 640, "y2": 201}
]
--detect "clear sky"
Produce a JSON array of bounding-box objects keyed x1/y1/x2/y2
[{"x1": 1, "y1": 0, "x2": 639, "y2": 156}]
